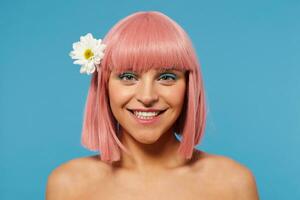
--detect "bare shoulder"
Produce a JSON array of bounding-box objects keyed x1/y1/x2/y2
[
  {"x1": 199, "y1": 152, "x2": 252, "y2": 174},
  {"x1": 46, "y1": 155, "x2": 111, "y2": 200},
  {"x1": 195, "y1": 151, "x2": 259, "y2": 199}
]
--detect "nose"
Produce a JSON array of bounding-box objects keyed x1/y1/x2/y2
[{"x1": 136, "y1": 79, "x2": 159, "y2": 107}]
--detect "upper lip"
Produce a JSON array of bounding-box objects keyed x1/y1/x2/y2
[{"x1": 127, "y1": 108, "x2": 167, "y2": 112}]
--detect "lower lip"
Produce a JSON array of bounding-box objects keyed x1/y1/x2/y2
[{"x1": 128, "y1": 111, "x2": 163, "y2": 125}]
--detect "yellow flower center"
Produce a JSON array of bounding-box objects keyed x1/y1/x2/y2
[{"x1": 84, "y1": 49, "x2": 94, "y2": 60}]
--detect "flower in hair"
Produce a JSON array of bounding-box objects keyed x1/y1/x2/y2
[{"x1": 69, "y1": 33, "x2": 106, "y2": 75}]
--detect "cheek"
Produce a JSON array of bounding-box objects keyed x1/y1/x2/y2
[
  {"x1": 159, "y1": 82, "x2": 186, "y2": 108},
  {"x1": 108, "y1": 82, "x2": 133, "y2": 110}
]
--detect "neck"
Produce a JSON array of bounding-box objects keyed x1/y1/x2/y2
[{"x1": 115, "y1": 128, "x2": 189, "y2": 174}]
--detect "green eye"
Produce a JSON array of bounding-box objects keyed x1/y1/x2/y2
[{"x1": 158, "y1": 73, "x2": 177, "y2": 81}]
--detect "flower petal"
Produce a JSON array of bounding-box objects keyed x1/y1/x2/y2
[
  {"x1": 70, "y1": 33, "x2": 105, "y2": 75},
  {"x1": 80, "y1": 65, "x2": 87, "y2": 74}
]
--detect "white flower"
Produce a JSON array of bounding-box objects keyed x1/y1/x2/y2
[{"x1": 69, "y1": 33, "x2": 106, "y2": 75}]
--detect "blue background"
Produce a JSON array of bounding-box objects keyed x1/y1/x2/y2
[{"x1": 1, "y1": 0, "x2": 299, "y2": 199}]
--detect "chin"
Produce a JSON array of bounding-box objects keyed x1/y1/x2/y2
[{"x1": 132, "y1": 130, "x2": 162, "y2": 144}]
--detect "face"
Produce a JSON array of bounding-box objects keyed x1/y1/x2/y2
[{"x1": 108, "y1": 68, "x2": 186, "y2": 144}]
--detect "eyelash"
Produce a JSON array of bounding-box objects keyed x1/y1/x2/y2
[
  {"x1": 118, "y1": 72, "x2": 177, "y2": 81},
  {"x1": 118, "y1": 73, "x2": 137, "y2": 81},
  {"x1": 159, "y1": 73, "x2": 177, "y2": 81}
]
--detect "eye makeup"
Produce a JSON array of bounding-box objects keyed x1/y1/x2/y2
[
  {"x1": 118, "y1": 71, "x2": 137, "y2": 81},
  {"x1": 116, "y1": 69, "x2": 182, "y2": 83},
  {"x1": 158, "y1": 73, "x2": 177, "y2": 81}
]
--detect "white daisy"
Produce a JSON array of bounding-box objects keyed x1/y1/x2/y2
[{"x1": 69, "y1": 33, "x2": 106, "y2": 75}]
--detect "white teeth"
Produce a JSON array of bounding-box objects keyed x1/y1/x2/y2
[{"x1": 133, "y1": 111, "x2": 159, "y2": 119}]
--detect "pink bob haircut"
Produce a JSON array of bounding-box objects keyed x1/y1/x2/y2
[{"x1": 81, "y1": 11, "x2": 207, "y2": 164}]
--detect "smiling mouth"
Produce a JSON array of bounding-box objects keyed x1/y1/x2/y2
[
  {"x1": 127, "y1": 108, "x2": 168, "y2": 117},
  {"x1": 126, "y1": 108, "x2": 167, "y2": 123}
]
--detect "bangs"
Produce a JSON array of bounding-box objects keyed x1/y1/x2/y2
[{"x1": 101, "y1": 12, "x2": 196, "y2": 74}]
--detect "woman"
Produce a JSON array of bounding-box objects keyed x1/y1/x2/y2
[{"x1": 46, "y1": 11, "x2": 259, "y2": 199}]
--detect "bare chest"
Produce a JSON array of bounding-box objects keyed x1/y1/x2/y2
[{"x1": 83, "y1": 171, "x2": 234, "y2": 200}]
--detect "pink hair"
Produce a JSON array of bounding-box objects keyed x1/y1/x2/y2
[{"x1": 81, "y1": 11, "x2": 207, "y2": 164}]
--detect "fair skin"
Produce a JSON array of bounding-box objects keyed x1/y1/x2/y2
[
  {"x1": 46, "y1": 69, "x2": 259, "y2": 200},
  {"x1": 108, "y1": 68, "x2": 188, "y2": 174}
]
